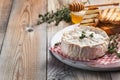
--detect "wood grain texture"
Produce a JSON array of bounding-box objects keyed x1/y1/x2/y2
[
  {"x1": 0, "y1": 0, "x2": 13, "y2": 52},
  {"x1": 0, "y1": 0, "x2": 120, "y2": 80},
  {"x1": 0, "y1": 0, "x2": 47, "y2": 80}
]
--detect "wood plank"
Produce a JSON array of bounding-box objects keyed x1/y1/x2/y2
[
  {"x1": 111, "y1": 71, "x2": 120, "y2": 80},
  {"x1": 0, "y1": 0, "x2": 13, "y2": 52},
  {"x1": 0, "y1": 0, "x2": 47, "y2": 80},
  {"x1": 47, "y1": 0, "x2": 112, "y2": 80}
]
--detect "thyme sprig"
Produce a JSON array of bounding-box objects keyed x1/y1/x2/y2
[
  {"x1": 37, "y1": 7, "x2": 71, "y2": 26},
  {"x1": 79, "y1": 31, "x2": 94, "y2": 39},
  {"x1": 89, "y1": 33, "x2": 94, "y2": 37},
  {"x1": 108, "y1": 34, "x2": 120, "y2": 57},
  {"x1": 79, "y1": 31, "x2": 86, "y2": 39}
]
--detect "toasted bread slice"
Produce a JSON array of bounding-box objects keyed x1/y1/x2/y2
[
  {"x1": 100, "y1": 24, "x2": 120, "y2": 35},
  {"x1": 99, "y1": 8, "x2": 120, "y2": 25},
  {"x1": 105, "y1": 8, "x2": 115, "y2": 21},
  {"x1": 110, "y1": 8, "x2": 120, "y2": 21},
  {"x1": 85, "y1": 9, "x2": 99, "y2": 14},
  {"x1": 99, "y1": 8, "x2": 110, "y2": 22},
  {"x1": 81, "y1": 19, "x2": 99, "y2": 26},
  {"x1": 80, "y1": 23, "x2": 96, "y2": 26},
  {"x1": 80, "y1": 19, "x2": 94, "y2": 23},
  {"x1": 82, "y1": 23, "x2": 99, "y2": 26},
  {"x1": 83, "y1": 14, "x2": 98, "y2": 19}
]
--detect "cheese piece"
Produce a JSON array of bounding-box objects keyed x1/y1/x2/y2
[{"x1": 61, "y1": 26, "x2": 109, "y2": 59}]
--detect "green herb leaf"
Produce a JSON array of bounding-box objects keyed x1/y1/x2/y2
[
  {"x1": 89, "y1": 33, "x2": 94, "y2": 38},
  {"x1": 108, "y1": 34, "x2": 120, "y2": 58},
  {"x1": 38, "y1": 7, "x2": 71, "y2": 26},
  {"x1": 116, "y1": 53, "x2": 120, "y2": 58},
  {"x1": 82, "y1": 31, "x2": 85, "y2": 34},
  {"x1": 54, "y1": 42, "x2": 61, "y2": 46},
  {"x1": 79, "y1": 31, "x2": 86, "y2": 39}
]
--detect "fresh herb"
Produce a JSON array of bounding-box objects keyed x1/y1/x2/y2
[
  {"x1": 108, "y1": 34, "x2": 120, "y2": 57},
  {"x1": 108, "y1": 44, "x2": 117, "y2": 53},
  {"x1": 79, "y1": 31, "x2": 86, "y2": 39},
  {"x1": 79, "y1": 31, "x2": 94, "y2": 39},
  {"x1": 54, "y1": 42, "x2": 61, "y2": 46},
  {"x1": 79, "y1": 34, "x2": 86, "y2": 39},
  {"x1": 116, "y1": 53, "x2": 120, "y2": 58},
  {"x1": 82, "y1": 31, "x2": 85, "y2": 34},
  {"x1": 37, "y1": 7, "x2": 71, "y2": 26},
  {"x1": 89, "y1": 33, "x2": 94, "y2": 38}
]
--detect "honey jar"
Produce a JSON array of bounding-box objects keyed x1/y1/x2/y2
[{"x1": 70, "y1": 10, "x2": 86, "y2": 24}]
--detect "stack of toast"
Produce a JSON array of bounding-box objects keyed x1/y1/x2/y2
[
  {"x1": 80, "y1": 7, "x2": 120, "y2": 35},
  {"x1": 99, "y1": 8, "x2": 120, "y2": 35},
  {"x1": 80, "y1": 7, "x2": 99, "y2": 26}
]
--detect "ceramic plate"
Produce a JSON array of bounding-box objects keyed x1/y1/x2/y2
[{"x1": 50, "y1": 24, "x2": 120, "y2": 71}]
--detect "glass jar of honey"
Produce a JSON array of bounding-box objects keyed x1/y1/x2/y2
[{"x1": 70, "y1": 10, "x2": 86, "y2": 24}]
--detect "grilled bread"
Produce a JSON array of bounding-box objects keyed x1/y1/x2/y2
[
  {"x1": 99, "y1": 8, "x2": 120, "y2": 25},
  {"x1": 99, "y1": 23, "x2": 120, "y2": 35},
  {"x1": 80, "y1": 6, "x2": 99, "y2": 26}
]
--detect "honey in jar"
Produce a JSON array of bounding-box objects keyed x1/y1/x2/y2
[{"x1": 70, "y1": 11, "x2": 86, "y2": 24}]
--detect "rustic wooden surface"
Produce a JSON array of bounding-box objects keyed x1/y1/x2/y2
[
  {"x1": 0, "y1": 0, "x2": 47, "y2": 80},
  {"x1": 0, "y1": 0, "x2": 120, "y2": 80}
]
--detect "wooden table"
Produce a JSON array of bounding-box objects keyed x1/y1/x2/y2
[{"x1": 0, "y1": 0, "x2": 120, "y2": 80}]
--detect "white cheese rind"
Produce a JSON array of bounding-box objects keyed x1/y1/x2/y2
[{"x1": 61, "y1": 26, "x2": 109, "y2": 59}]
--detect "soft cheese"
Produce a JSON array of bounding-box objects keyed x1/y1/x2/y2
[{"x1": 61, "y1": 26, "x2": 109, "y2": 59}]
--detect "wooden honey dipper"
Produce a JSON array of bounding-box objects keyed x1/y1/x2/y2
[{"x1": 69, "y1": 2, "x2": 119, "y2": 12}]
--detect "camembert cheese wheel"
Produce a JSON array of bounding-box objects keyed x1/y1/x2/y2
[{"x1": 61, "y1": 26, "x2": 109, "y2": 60}]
